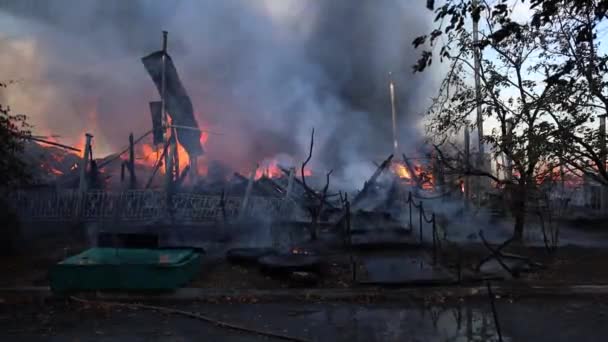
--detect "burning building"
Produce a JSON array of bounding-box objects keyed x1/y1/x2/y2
[{"x1": 1, "y1": 0, "x2": 438, "y2": 194}]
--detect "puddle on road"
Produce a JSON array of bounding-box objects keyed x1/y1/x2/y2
[
  {"x1": 298, "y1": 304, "x2": 509, "y2": 341},
  {"x1": 359, "y1": 256, "x2": 454, "y2": 284},
  {"x1": 212, "y1": 303, "x2": 510, "y2": 342}
]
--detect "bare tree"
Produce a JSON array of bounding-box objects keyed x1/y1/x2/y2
[
  {"x1": 418, "y1": 5, "x2": 572, "y2": 240},
  {"x1": 416, "y1": 1, "x2": 608, "y2": 185},
  {"x1": 300, "y1": 128, "x2": 333, "y2": 240}
]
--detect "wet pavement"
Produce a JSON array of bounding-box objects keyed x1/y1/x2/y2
[
  {"x1": 358, "y1": 254, "x2": 455, "y2": 285},
  {"x1": 2, "y1": 297, "x2": 608, "y2": 341}
]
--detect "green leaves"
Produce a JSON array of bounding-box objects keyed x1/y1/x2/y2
[{"x1": 0, "y1": 83, "x2": 31, "y2": 192}]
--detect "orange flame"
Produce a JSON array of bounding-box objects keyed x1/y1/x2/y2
[
  {"x1": 392, "y1": 163, "x2": 411, "y2": 179},
  {"x1": 134, "y1": 126, "x2": 210, "y2": 179},
  {"x1": 254, "y1": 159, "x2": 312, "y2": 180},
  {"x1": 392, "y1": 161, "x2": 435, "y2": 190}
]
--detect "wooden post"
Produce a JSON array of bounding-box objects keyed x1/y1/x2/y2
[
  {"x1": 190, "y1": 155, "x2": 198, "y2": 184},
  {"x1": 239, "y1": 164, "x2": 258, "y2": 219},
  {"x1": 76, "y1": 133, "x2": 92, "y2": 221},
  {"x1": 172, "y1": 128, "x2": 179, "y2": 181},
  {"x1": 129, "y1": 132, "x2": 136, "y2": 189},
  {"x1": 160, "y1": 30, "x2": 173, "y2": 190},
  {"x1": 285, "y1": 167, "x2": 295, "y2": 198},
  {"x1": 78, "y1": 133, "x2": 93, "y2": 193}
]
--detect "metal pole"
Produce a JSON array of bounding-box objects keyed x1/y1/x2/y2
[{"x1": 389, "y1": 72, "x2": 399, "y2": 156}]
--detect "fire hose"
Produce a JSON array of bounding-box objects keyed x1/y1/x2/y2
[{"x1": 70, "y1": 296, "x2": 308, "y2": 342}]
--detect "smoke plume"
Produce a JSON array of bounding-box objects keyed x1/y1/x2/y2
[{"x1": 0, "y1": 0, "x2": 437, "y2": 188}]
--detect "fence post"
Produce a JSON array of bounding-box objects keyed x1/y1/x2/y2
[
  {"x1": 419, "y1": 202, "x2": 424, "y2": 245},
  {"x1": 408, "y1": 193, "x2": 413, "y2": 230}
]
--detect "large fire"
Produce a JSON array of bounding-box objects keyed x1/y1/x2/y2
[{"x1": 136, "y1": 130, "x2": 210, "y2": 177}]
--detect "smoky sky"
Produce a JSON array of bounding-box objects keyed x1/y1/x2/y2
[{"x1": 0, "y1": 0, "x2": 437, "y2": 186}]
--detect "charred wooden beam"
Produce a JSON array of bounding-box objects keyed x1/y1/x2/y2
[
  {"x1": 25, "y1": 136, "x2": 82, "y2": 152},
  {"x1": 174, "y1": 165, "x2": 191, "y2": 188},
  {"x1": 129, "y1": 133, "x2": 137, "y2": 189},
  {"x1": 239, "y1": 164, "x2": 258, "y2": 219},
  {"x1": 351, "y1": 154, "x2": 393, "y2": 208},
  {"x1": 477, "y1": 231, "x2": 518, "y2": 278},
  {"x1": 256, "y1": 177, "x2": 286, "y2": 197},
  {"x1": 145, "y1": 138, "x2": 171, "y2": 189}
]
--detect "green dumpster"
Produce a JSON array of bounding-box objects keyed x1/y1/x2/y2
[{"x1": 50, "y1": 248, "x2": 201, "y2": 292}]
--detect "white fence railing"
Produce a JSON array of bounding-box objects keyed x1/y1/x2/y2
[{"x1": 9, "y1": 189, "x2": 304, "y2": 223}]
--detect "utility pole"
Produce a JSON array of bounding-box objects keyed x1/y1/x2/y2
[
  {"x1": 600, "y1": 114, "x2": 607, "y2": 212},
  {"x1": 464, "y1": 127, "x2": 471, "y2": 211},
  {"x1": 472, "y1": 0, "x2": 486, "y2": 201}
]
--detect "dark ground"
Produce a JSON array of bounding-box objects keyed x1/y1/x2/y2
[
  {"x1": 5, "y1": 233, "x2": 608, "y2": 289},
  {"x1": 1, "y1": 296, "x2": 608, "y2": 341},
  {"x1": 4, "y1": 223, "x2": 608, "y2": 341}
]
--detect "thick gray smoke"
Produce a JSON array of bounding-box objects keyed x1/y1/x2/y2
[{"x1": 0, "y1": 0, "x2": 436, "y2": 188}]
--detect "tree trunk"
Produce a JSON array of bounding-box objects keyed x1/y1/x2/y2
[
  {"x1": 310, "y1": 219, "x2": 318, "y2": 240},
  {"x1": 511, "y1": 182, "x2": 527, "y2": 241},
  {"x1": 513, "y1": 206, "x2": 525, "y2": 241},
  {"x1": 308, "y1": 208, "x2": 318, "y2": 241}
]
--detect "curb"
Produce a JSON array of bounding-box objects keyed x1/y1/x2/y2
[{"x1": 2, "y1": 285, "x2": 608, "y2": 303}]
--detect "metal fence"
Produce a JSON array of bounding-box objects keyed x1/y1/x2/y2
[{"x1": 8, "y1": 189, "x2": 303, "y2": 223}]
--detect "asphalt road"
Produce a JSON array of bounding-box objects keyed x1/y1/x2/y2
[{"x1": 2, "y1": 297, "x2": 608, "y2": 341}]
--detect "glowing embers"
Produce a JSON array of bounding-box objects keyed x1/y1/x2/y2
[
  {"x1": 254, "y1": 159, "x2": 312, "y2": 180},
  {"x1": 391, "y1": 161, "x2": 435, "y2": 190}
]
